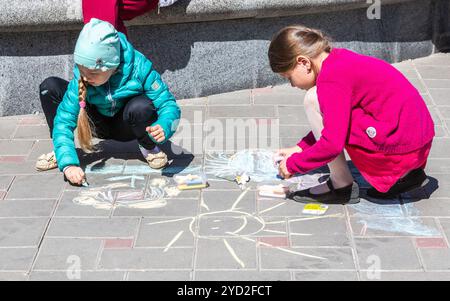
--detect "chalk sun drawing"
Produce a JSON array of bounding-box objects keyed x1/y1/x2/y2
[{"x1": 146, "y1": 187, "x2": 328, "y2": 268}]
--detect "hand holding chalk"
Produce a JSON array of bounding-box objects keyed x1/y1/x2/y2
[{"x1": 64, "y1": 166, "x2": 88, "y2": 187}]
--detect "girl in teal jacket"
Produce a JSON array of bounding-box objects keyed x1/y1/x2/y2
[{"x1": 36, "y1": 18, "x2": 180, "y2": 185}]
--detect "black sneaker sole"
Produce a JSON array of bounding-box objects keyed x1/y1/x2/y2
[{"x1": 290, "y1": 182, "x2": 360, "y2": 205}]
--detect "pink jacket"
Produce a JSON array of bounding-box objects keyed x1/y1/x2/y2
[{"x1": 286, "y1": 48, "x2": 435, "y2": 174}]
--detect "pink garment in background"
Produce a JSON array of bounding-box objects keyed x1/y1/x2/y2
[{"x1": 82, "y1": 0, "x2": 159, "y2": 35}]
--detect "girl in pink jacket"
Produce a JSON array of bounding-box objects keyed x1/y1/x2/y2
[{"x1": 269, "y1": 25, "x2": 435, "y2": 204}]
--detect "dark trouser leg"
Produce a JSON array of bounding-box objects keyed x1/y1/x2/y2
[
  {"x1": 39, "y1": 77, "x2": 69, "y2": 138},
  {"x1": 109, "y1": 94, "x2": 158, "y2": 150}
]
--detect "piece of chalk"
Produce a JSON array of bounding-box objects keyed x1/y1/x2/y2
[
  {"x1": 177, "y1": 183, "x2": 208, "y2": 190},
  {"x1": 81, "y1": 179, "x2": 89, "y2": 187}
]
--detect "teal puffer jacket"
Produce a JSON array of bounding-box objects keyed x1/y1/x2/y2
[{"x1": 53, "y1": 32, "x2": 181, "y2": 171}]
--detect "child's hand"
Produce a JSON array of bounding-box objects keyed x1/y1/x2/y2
[
  {"x1": 275, "y1": 145, "x2": 302, "y2": 160},
  {"x1": 278, "y1": 159, "x2": 292, "y2": 179},
  {"x1": 64, "y1": 166, "x2": 85, "y2": 185},
  {"x1": 146, "y1": 125, "x2": 165, "y2": 143}
]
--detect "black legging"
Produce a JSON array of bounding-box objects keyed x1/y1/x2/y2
[{"x1": 39, "y1": 76, "x2": 157, "y2": 150}]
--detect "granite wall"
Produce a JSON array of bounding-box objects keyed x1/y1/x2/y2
[{"x1": 0, "y1": 0, "x2": 448, "y2": 116}]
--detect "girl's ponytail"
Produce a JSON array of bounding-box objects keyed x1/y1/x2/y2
[
  {"x1": 76, "y1": 79, "x2": 94, "y2": 152},
  {"x1": 268, "y1": 25, "x2": 332, "y2": 73}
]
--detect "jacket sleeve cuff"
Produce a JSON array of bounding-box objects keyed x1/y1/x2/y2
[
  {"x1": 297, "y1": 131, "x2": 316, "y2": 151},
  {"x1": 286, "y1": 156, "x2": 298, "y2": 175}
]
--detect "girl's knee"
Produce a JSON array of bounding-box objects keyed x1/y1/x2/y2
[
  {"x1": 124, "y1": 95, "x2": 157, "y2": 122},
  {"x1": 40, "y1": 77, "x2": 61, "y2": 94},
  {"x1": 303, "y1": 86, "x2": 318, "y2": 108}
]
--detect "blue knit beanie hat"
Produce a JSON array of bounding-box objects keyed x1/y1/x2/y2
[{"x1": 74, "y1": 18, "x2": 120, "y2": 71}]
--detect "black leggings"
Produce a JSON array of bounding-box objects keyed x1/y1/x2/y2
[{"x1": 39, "y1": 77, "x2": 157, "y2": 150}]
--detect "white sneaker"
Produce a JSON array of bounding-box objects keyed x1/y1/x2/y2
[
  {"x1": 36, "y1": 151, "x2": 58, "y2": 171},
  {"x1": 159, "y1": 0, "x2": 179, "y2": 7},
  {"x1": 145, "y1": 151, "x2": 168, "y2": 169}
]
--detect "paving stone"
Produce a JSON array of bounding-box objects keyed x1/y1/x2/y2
[
  {"x1": 403, "y1": 199, "x2": 450, "y2": 217},
  {"x1": 0, "y1": 199, "x2": 56, "y2": 217},
  {"x1": 425, "y1": 159, "x2": 450, "y2": 174},
  {"x1": 196, "y1": 238, "x2": 257, "y2": 269},
  {"x1": 98, "y1": 248, "x2": 194, "y2": 269},
  {"x1": 0, "y1": 140, "x2": 34, "y2": 156},
  {"x1": 201, "y1": 190, "x2": 256, "y2": 214},
  {"x1": 34, "y1": 238, "x2": 103, "y2": 270},
  {"x1": 439, "y1": 218, "x2": 450, "y2": 242},
  {"x1": 177, "y1": 97, "x2": 207, "y2": 106},
  {"x1": 0, "y1": 176, "x2": 13, "y2": 190},
  {"x1": 207, "y1": 106, "x2": 276, "y2": 118},
  {"x1": 417, "y1": 66, "x2": 450, "y2": 80},
  {"x1": 429, "y1": 89, "x2": 450, "y2": 105},
  {"x1": 354, "y1": 237, "x2": 421, "y2": 270},
  {"x1": 180, "y1": 106, "x2": 206, "y2": 122},
  {"x1": 408, "y1": 78, "x2": 427, "y2": 93},
  {"x1": 6, "y1": 174, "x2": 65, "y2": 200},
  {"x1": 113, "y1": 198, "x2": 199, "y2": 217},
  {"x1": 13, "y1": 125, "x2": 50, "y2": 139},
  {"x1": 0, "y1": 248, "x2": 36, "y2": 271},
  {"x1": 208, "y1": 90, "x2": 252, "y2": 105},
  {"x1": 414, "y1": 53, "x2": 450, "y2": 66},
  {"x1": 424, "y1": 79, "x2": 450, "y2": 89},
  {"x1": 359, "y1": 271, "x2": 450, "y2": 281},
  {"x1": 260, "y1": 247, "x2": 355, "y2": 270},
  {"x1": 46, "y1": 218, "x2": 139, "y2": 238},
  {"x1": 27, "y1": 139, "x2": 54, "y2": 161},
  {"x1": 0, "y1": 272, "x2": 29, "y2": 281},
  {"x1": 415, "y1": 237, "x2": 448, "y2": 249},
  {"x1": 195, "y1": 270, "x2": 291, "y2": 281},
  {"x1": 0, "y1": 218, "x2": 49, "y2": 247},
  {"x1": 135, "y1": 217, "x2": 195, "y2": 247},
  {"x1": 253, "y1": 91, "x2": 305, "y2": 105},
  {"x1": 0, "y1": 120, "x2": 18, "y2": 139},
  {"x1": 350, "y1": 216, "x2": 441, "y2": 237},
  {"x1": 0, "y1": 161, "x2": 59, "y2": 176},
  {"x1": 421, "y1": 93, "x2": 434, "y2": 105},
  {"x1": 277, "y1": 106, "x2": 309, "y2": 125},
  {"x1": 419, "y1": 248, "x2": 450, "y2": 271},
  {"x1": 346, "y1": 198, "x2": 403, "y2": 217},
  {"x1": 294, "y1": 271, "x2": 358, "y2": 281},
  {"x1": 279, "y1": 125, "x2": 311, "y2": 138},
  {"x1": 258, "y1": 198, "x2": 345, "y2": 217},
  {"x1": 54, "y1": 191, "x2": 112, "y2": 217},
  {"x1": 127, "y1": 271, "x2": 192, "y2": 281},
  {"x1": 289, "y1": 216, "x2": 350, "y2": 247},
  {"x1": 29, "y1": 271, "x2": 126, "y2": 281}
]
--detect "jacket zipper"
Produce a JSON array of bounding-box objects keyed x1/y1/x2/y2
[{"x1": 108, "y1": 81, "x2": 115, "y2": 116}]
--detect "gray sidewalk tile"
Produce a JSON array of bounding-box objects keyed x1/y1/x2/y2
[
  {"x1": 195, "y1": 270, "x2": 291, "y2": 281},
  {"x1": 33, "y1": 238, "x2": 103, "y2": 270},
  {"x1": 196, "y1": 238, "x2": 257, "y2": 269},
  {"x1": 127, "y1": 271, "x2": 192, "y2": 281},
  {"x1": 0, "y1": 140, "x2": 34, "y2": 156},
  {"x1": 29, "y1": 271, "x2": 126, "y2": 281},
  {"x1": 135, "y1": 217, "x2": 195, "y2": 247},
  {"x1": 46, "y1": 217, "x2": 139, "y2": 238},
  {"x1": 354, "y1": 237, "x2": 422, "y2": 270},
  {"x1": 99, "y1": 248, "x2": 194, "y2": 269},
  {"x1": 0, "y1": 218, "x2": 49, "y2": 247},
  {"x1": 260, "y1": 246, "x2": 355, "y2": 270},
  {"x1": 0, "y1": 199, "x2": 56, "y2": 217},
  {"x1": 288, "y1": 216, "x2": 350, "y2": 247},
  {"x1": 294, "y1": 271, "x2": 358, "y2": 281},
  {"x1": 0, "y1": 248, "x2": 37, "y2": 271},
  {"x1": 6, "y1": 174, "x2": 65, "y2": 199}
]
